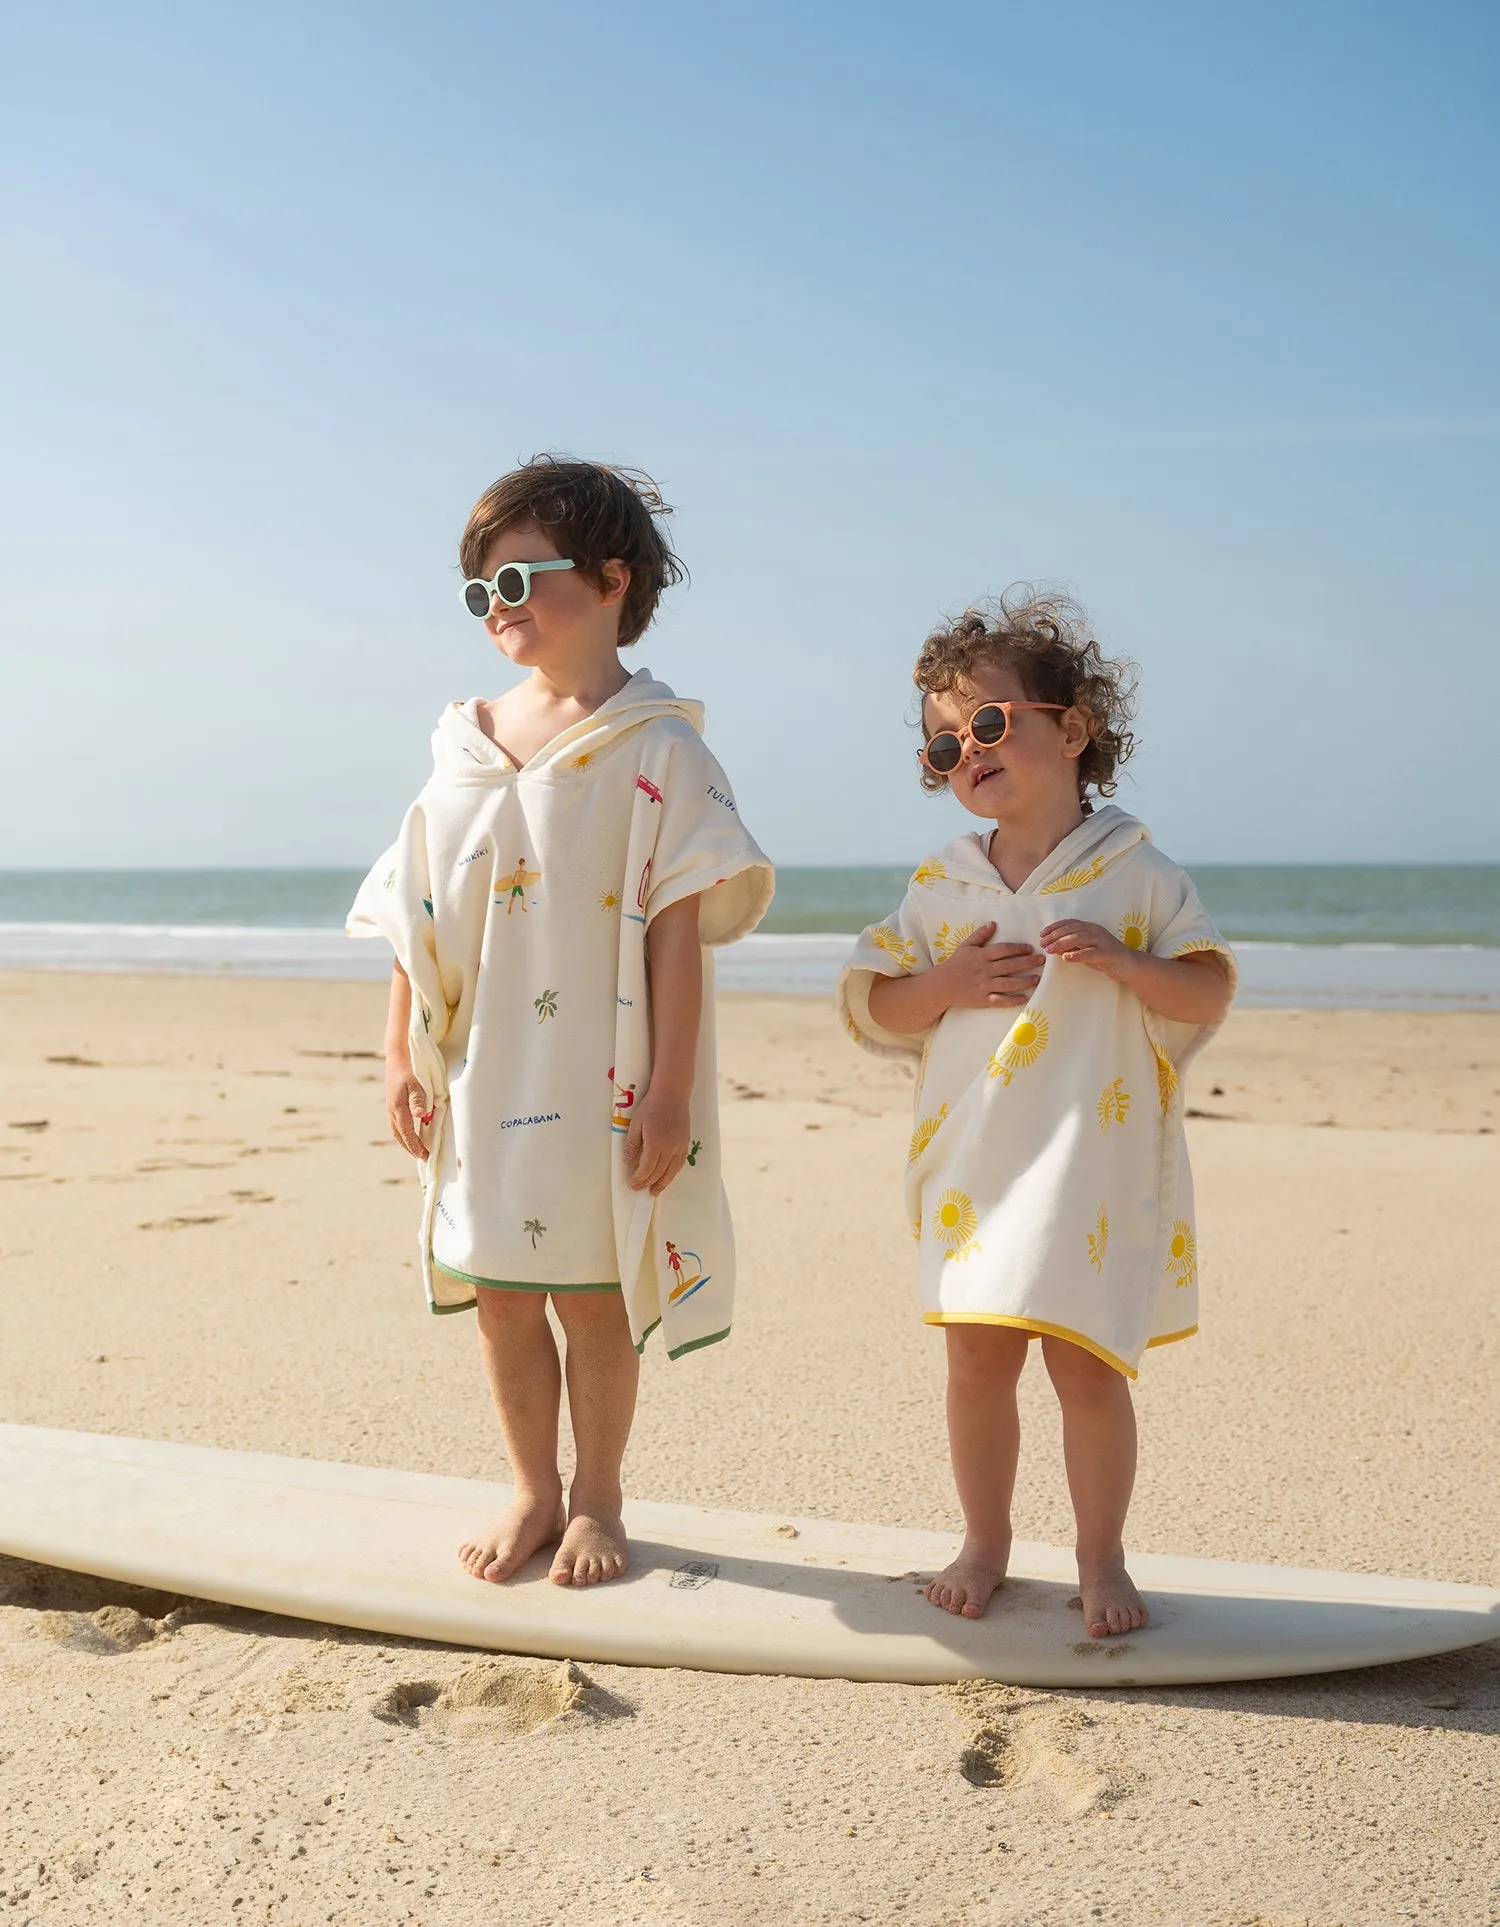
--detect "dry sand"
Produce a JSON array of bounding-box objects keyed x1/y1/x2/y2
[{"x1": 0, "y1": 969, "x2": 1495, "y2": 1926}]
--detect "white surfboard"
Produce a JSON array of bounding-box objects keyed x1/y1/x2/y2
[{"x1": 0, "y1": 1425, "x2": 1494, "y2": 1687}]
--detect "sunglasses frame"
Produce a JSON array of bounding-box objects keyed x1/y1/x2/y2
[
  {"x1": 919, "y1": 701, "x2": 1070, "y2": 775},
  {"x1": 461, "y1": 558, "x2": 577, "y2": 617}
]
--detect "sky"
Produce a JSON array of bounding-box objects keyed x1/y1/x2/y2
[{"x1": 2, "y1": 0, "x2": 1497, "y2": 869}]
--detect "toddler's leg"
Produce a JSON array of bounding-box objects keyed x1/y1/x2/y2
[
  {"x1": 1040, "y1": 1334, "x2": 1149, "y2": 1639},
  {"x1": 459, "y1": 1289, "x2": 567, "y2": 1583},
  {"x1": 928, "y1": 1324, "x2": 1028, "y2": 1619},
  {"x1": 550, "y1": 1290, "x2": 640, "y2": 1587}
]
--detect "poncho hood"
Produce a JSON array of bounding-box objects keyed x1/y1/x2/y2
[
  {"x1": 928, "y1": 804, "x2": 1150, "y2": 895},
  {"x1": 430, "y1": 669, "x2": 703, "y2": 782}
]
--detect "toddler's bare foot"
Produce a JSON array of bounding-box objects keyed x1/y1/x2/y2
[
  {"x1": 550, "y1": 1509, "x2": 629, "y2": 1587},
  {"x1": 459, "y1": 1491, "x2": 565, "y2": 1585},
  {"x1": 1078, "y1": 1554, "x2": 1149, "y2": 1638},
  {"x1": 927, "y1": 1535, "x2": 1011, "y2": 1620}
]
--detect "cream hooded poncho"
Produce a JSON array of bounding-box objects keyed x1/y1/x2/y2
[
  {"x1": 348, "y1": 670, "x2": 773, "y2": 1360},
  {"x1": 837, "y1": 806, "x2": 1235, "y2": 1377}
]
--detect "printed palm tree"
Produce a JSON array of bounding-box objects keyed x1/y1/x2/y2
[
  {"x1": 524, "y1": 1218, "x2": 546, "y2": 1248},
  {"x1": 534, "y1": 988, "x2": 559, "y2": 1022}
]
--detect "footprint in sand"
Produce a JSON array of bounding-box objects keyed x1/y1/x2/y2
[
  {"x1": 951, "y1": 1684, "x2": 1140, "y2": 1818},
  {"x1": 371, "y1": 1659, "x2": 631, "y2": 1736}
]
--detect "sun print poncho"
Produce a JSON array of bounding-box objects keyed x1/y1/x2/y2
[
  {"x1": 837, "y1": 806, "x2": 1235, "y2": 1377},
  {"x1": 348, "y1": 670, "x2": 774, "y2": 1360}
]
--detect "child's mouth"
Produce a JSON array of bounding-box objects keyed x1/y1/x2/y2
[{"x1": 971, "y1": 766, "x2": 999, "y2": 787}]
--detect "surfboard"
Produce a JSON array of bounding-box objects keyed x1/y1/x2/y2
[{"x1": 0, "y1": 1425, "x2": 1494, "y2": 1687}]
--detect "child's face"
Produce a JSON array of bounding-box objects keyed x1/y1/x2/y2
[
  {"x1": 477, "y1": 522, "x2": 629, "y2": 669},
  {"x1": 922, "y1": 662, "x2": 1088, "y2": 823}
]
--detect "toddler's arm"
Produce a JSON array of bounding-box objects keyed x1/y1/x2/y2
[
  {"x1": 867, "y1": 922, "x2": 1044, "y2": 1034},
  {"x1": 384, "y1": 963, "x2": 431, "y2": 1161},
  {"x1": 1038, "y1": 920, "x2": 1232, "y2": 1025},
  {"x1": 628, "y1": 893, "x2": 703, "y2": 1195}
]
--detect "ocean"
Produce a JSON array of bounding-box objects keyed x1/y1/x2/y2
[{"x1": 1, "y1": 866, "x2": 1498, "y2": 1009}]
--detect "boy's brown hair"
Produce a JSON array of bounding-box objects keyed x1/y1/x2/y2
[
  {"x1": 459, "y1": 454, "x2": 685, "y2": 648},
  {"x1": 913, "y1": 585, "x2": 1138, "y2": 802}
]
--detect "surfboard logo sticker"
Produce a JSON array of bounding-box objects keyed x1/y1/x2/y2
[{"x1": 670, "y1": 1561, "x2": 719, "y2": 1590}]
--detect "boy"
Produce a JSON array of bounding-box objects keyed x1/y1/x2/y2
[{"x1": 349, "y1": 456, "x2": 772, "y2": 1588}]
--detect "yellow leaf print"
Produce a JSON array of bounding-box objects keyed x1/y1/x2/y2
[
  {"x1": 1153, "y1": 1040, "x2": 1180, "y2": 1113},
  {"x1": 1118, "y1": 911, "x2": 1150, "y2": 951},
  {"x1": 871, "y1": 925, "x2": 917, "y2": 973},
  {"x1": 932, "y1": 1188, "x2": 981, "y2": 1262},
  {"x1": 987, "y1": 1007, "x2": 1050, "y2": 1086},
  {"x1": 908, "y1": 1103, "x2": 949, "y2": 1163},
  {"x1": 1039, "y1": 855, "x2": 1108, "y2": 895},
  {"x1": 911, "y1": 860, "x2": 948, "y2": 888},
  {"x1": 933, "y1": 920, "x2": 977, "y2": 963},
  {"x1": 1097, "y1": 1078, "x2": 1130, "y2": 1132},
  {"x1": 1087, "y1": 1203, "x2": 1109, "y2": 1272},
  {"x1": 1165, "y1": 1219, "x2": 1197, "y2": 1289}
]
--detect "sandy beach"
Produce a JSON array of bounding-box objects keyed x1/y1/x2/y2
[{"x1": 0, "y1": 968, "x2": 1495, "y2": 1926}]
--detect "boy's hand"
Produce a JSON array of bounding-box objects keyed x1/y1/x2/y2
[
  {"x1": 1039, "y1": 919, "x2": 1137, "y2": 982},
  {"x1": 624, "y1": 1086, "x2": 691, "y2": 1195},
  {"x1": 938, "y1": 922, "x2": 1045, "y2": 1009},
  {"x1": 386, "y1": 1065, "x2": 432, "y2": 1161}
]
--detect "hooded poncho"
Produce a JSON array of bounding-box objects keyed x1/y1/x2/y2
[
  {"x1": 837, "y1": 806, "x2": 1235, "y2": 1377},
  {"x1": 348, "y1": 670, "x2": 773, "y2": 1360}
]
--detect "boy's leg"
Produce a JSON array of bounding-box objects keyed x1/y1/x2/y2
[
  {"x1": 1039, "y1": 1333, "x2": 1149, "y2": 1639},
  {"x1": 459, "y1": 1289, "x2": 567, "y2": 1583},
  {"x1": 929, "y1": 1324, "x2": 1029, "y2": 1619},
  {"x1": 550, "y1": 1290, "x2": 640, "y2": 1587}
]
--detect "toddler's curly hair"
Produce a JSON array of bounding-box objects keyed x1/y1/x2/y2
[{"x1": 913, "y1": 585, "x2": 1138, "y2": 804}]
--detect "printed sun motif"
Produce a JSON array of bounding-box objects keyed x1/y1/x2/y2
[
  {"x1": 933, "y1": 920, "x2": 977, "y2": 963},
  {"x1": 1039, "y1": 854, "x2": 1108, "y2": 896},
  {"x1": 598, "y1": 888, "x2": 621, "y2": 912},
  {"x1": 911, "y1": 859, "x2": 948, "y2": 888},
  {"x1": 1153, "y1": 1040, "x2": 1180, "y2": 1113},
  {"x1": 871, "y1": 925, "x2": 917, "y2": 973},
  {"x1": 571, "y1": 751, "x2": 594, "y2": 770},
  {"x1": 908, "y1": 1102, "x2": 949, "y2": 1164},
  {"x1": 1087, "y1": 1204, "x2": 1109, "y2": 1273},
  {"x1": 1165, "y1": 1219, "x2": 1197, "y2": 1289},
  {"x1": 988, "y1": 1008, "x2": 1051, "y2": 1086},
  {"x1": 932, "y1": 1188, "x2": 980, "y2": 1261},
  {"x1": 1118, "y1": 911, "x2": 1150, "y2": 951},
  {"x1": 1097, "y1": 1078, "x2": 1130, "y2": 1133}
]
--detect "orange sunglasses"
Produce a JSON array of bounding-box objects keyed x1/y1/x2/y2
[{"x1": 919, "y1": 701, "x2": 1069, "y2": 775}]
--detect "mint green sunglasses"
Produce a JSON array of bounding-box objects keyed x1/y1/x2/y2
[{"x1": 461, "y1": 559, "x2": 575, "y2": 617}]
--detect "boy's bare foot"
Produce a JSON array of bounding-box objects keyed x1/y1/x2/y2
[
  {"x1": 550, "y1": 1510, "x2": 629, "y2": 1587},
  {"x1": 1078, "y1": 1555, "x2": 1149, "y2": 1638},
  {"x1": 458, "y1": 1492, "x2": 566, "y2": 1584},
  {"x1": 927, "y1": 1535, "x2": 1011, "y2": 1619}
]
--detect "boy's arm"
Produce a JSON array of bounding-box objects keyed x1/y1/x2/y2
[
  {"x1": 627, "y1": 893, "x2": 703, "y2": 1195},
  {"x1": 384, "y1": 962, "x2": 431, "y2": 1161},
  {"x1": 1038, "y1": 920, "x2": 1233, "y2": 1025}
]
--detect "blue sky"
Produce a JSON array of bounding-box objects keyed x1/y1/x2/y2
[{"x1": 2, "y1": 0, "x2": 1496, "y2": 867}]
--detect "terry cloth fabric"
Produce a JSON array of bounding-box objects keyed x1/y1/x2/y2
[
  {"x1": 348, "y1": 669, "x2": 774, "y2": 1360},
  {"x1": 836, "y1": 806, "x2": 1236, "y2": 1377}
]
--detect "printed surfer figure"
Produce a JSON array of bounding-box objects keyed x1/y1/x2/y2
[
  {"x1": 495, "y1": 857, "x2": 541, "y2": 914},
  {"x1": 664, "y1": 1239, "x2": 711, "y2": 1305},
  {"x1": 608, "y1": 1066, "x2": 636, "y2": 1134}
]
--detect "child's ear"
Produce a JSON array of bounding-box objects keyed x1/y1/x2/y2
[
  {"x1": 599, "y1": 559, "x2": 631, "y2": 606},
  {"x1": 1059, "y1": 706, "x2": 1091, "y2": 762}
]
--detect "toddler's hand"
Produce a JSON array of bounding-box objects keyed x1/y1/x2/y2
[
  {"x1": 386, "y1": 1065, "x2": 432, "y2": 1161},
  {"x1": 939, "y1": 922, "x2": 1044, "y2": 1009},
  {"x1": 1039, "y1": 919, "x2": 1137, "y2": 981},
  {"x1": 625, "y1": 1087, "x2": 691, "y2": 1195}
]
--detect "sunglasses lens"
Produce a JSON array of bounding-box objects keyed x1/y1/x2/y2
[
  {"x1": 969, "y1": 705, "x2": 1008, "y2": 745},
  {"x1": 925, "y1": 733, "x2": 962, "y2": 774},
  {"x1": 463, "y1": 581, "x2": 492, "y2": 618},
  {"x1": 495, "y1": 565, "x2": 528, "y2": 606}
]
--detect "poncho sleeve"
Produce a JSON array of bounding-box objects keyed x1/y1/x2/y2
[
  {"x1": 835, "y1": 889, "x2": 935, "y2": 1063},
  {"x1": 1141, "y1": 856, "x2": 1238, "y2": 1075},
  {"x1": 641, "y1": 731, "x2": 775, "y2": 946},
  {"x1": 345, "y1": 802, "x2": 453, "y2": 1104}
]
